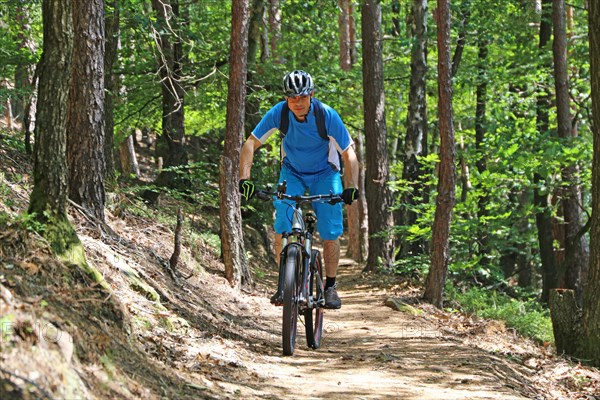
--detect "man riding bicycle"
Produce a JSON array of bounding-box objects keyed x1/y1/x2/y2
[{"x1": 239, "y1": 70, "x2": 359, "y2": 309}]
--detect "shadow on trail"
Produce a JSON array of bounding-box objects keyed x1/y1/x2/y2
[{"x1": 246, "y1": 258, "x2": 534, "y2": 400}]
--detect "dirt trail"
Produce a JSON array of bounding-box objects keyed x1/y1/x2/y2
[{"x1": 220, "y1": 256, "x2": 535, "y2": 400}]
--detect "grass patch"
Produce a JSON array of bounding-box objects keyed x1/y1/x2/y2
[{"x1": 446, "y1": 285, "x2": 554, "y2": 344}]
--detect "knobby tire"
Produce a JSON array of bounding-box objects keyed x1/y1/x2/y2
[
  {"x1": 304, "y1": 249, "x2": 324, "y2": 349},
  {"x1": 282, "y1": 246, "x2": 300, "y2": 356}
]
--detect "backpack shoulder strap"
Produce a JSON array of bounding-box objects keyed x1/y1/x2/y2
[
  {"x1": 279, "y1": 102, "x2": 290, "y2": 137},
  {"x1": 280, "y1": 98, "x2": 328, "y2": 140},
  {"x1": 311, "y1": 98, "x2": 328, "y2": 140}
]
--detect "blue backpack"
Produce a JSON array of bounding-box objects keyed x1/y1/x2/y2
[{"x1": 279, "y1": 98, "x2": 343, "y2": 173}]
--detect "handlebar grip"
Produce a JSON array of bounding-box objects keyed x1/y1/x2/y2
[{"x1": 256, "y1": 190, "x2": 272, "y2": 201}]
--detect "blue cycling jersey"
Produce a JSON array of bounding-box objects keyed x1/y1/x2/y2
[{"x1": 251, "y1": 100, "x2": 353, "y2": 175}]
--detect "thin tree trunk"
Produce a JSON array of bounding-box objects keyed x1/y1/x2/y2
[
  {"x1": 268, "y1": 0, "x2": 282, "y2": 63},
  {"x1": 248, "y1": 0, "x2": 265, "y2": 66},
  {"x1": 553, "y1": 0, "x2": 588, "y2": 298},
  {"x1": 450, "y1": 4, "x2": 469, "y2": 78},
  {"x1": 399, "y1": 0, "x2": 428, "y2": 258},
  {"x1": 119, "y1": 134, "x2": 140, "y2": 178},
  {"x1": 535, "y1": 0, "x2": 558, "y2": 303},
  {"x1": 220, "y1": 0, "x2": 252, "y2": 289},
  {"x1": 339, "y1": 0, "x2": 352, "y2": 71},
  {"x1": 361, "y1": 0, "x2": 394, "y2": 272},
  {"x1": 579, "y1": 0, "x2": 600, "y2": 365},
  {"x1": 14, "y1": 2, "x2": 36, "y2": 127},
  {"x1": 345, "y1": 130, "x2": 367, "y2": 261},
  {"x1": 423, "y1": 0, "x2": 456, "y2": 308},
  {"x1": 104, "y1": 0, "x2": 120, "y2": 181},
  {"x1": 1, "y1": 80, "x2": 14, "y2": 132},
  {"x1": 475, "y1": 38, "x2": 489, "y2": 264}
]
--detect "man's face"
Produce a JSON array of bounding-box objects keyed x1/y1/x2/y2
[{"x1": 285, "y1": 93, "x2": 312, "y2": 120}]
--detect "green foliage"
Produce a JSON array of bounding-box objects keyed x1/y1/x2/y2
[
  {"x1": 446, "y1": 285, "x2": 554, "y2": 344},
  {"x1": 0, "y1": 211, "x2": 45, "y2": 234}
]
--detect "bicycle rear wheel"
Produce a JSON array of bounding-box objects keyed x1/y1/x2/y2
[
  {"x1": 305, "y1": 249, "x2": 324, "y2": 349},
  {"x1": 282, "y1": 245, "x2": 300, "y2": 356}
]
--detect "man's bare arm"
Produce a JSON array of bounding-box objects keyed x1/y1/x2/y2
[
  {"x1": 239, "y1": 135, "x2": 262, "y2": 180},
  {"x1": 342, "y1": 144, "x2": 359, "y2": 188}
]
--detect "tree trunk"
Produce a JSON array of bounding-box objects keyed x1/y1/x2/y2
[
  {"x1": 28, "y1": 0, "x2": 74, "y2": 219},
  {"x1": 338, "y1": 0, "x2": 352, "y2": 71},
  {"x1": 67, "y1": 0, "x2": 106, "y2": 222},
  {"x1": 535, "y1": 0, "x2": 558, "y2": 303},
  {"x1": 119, "y1": 134, "x2": 140, "y2": 178},
  {"x1": 248, "y1": 0, "x2": 265, "y2": 66},
  {"x1": 397, "y1": 0, "x2": 428, "y2": 258},
  {"x1": 14, "y1": 2, "x2": 36, "y2": 128},
  {"x1": 345, "y1": 129, "x2": 367, "y2": 262},
  {"x1": 147, "y1": 0, "x2": 188, "y2": 202},
  {"x1": 450, "y1": 4, "x2": 469, "y2": 79},
  {"x1": 349, "y1": 3, "x2": 358, "y2": 65},
  {"x1": 475, "y1": 38, "x2": 489, "y2": 264},
  {"x1": 267, "y1": 0, "x2": 282, "y2": 63},
  {"x1": 220, "y1": 0, "x2": 252, "y2": 290},
  {"x1": 553, "y1": 0, "x2": 588, "y2": 298},
  {"x1": 104, "y1": 0, "x2": 120, "y2": 181},
  {"x1": 423, "y1": 0, "x2": 456, "y2": 309},
  {"x1": 1, "y1": 80, "x2": 14, "y2": 132},
  {"x1": 361, "y1": 0, "x2": 394, "y2": 272},
  {"x1": 579, "y1": 0, "x2": 600, "y2": 366},
  {"x1": 549, "y1": 289, "x2": 580, "y2": 355},
  {"x1": 346, "y1": 130, "x2": 369, "y2": 261}
]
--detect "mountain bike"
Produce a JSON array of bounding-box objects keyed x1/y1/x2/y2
[{"x1": 255, "y1": 181, "x2": 343, "y2": 356}]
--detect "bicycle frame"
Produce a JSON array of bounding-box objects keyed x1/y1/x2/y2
[
  {"x1": 255, "y1": 181, "x2": 342, "y2": 355},
  {"x1": 279, "y1": 204, "x2": 323, "y2": 310}
]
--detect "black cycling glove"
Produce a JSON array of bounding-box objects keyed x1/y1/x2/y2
[
  {"x1": 341, "y1": 188, "x2": 359, "y2": 205},
  {"x1": 239, "y1": 179, "x2": 255, "y2": 201}
]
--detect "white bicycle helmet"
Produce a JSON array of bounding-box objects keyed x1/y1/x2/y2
[{"x1": 282, "y1": 70, "x2": 314, "y2": 97}]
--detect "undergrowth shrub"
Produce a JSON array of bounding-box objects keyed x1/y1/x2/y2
[{"x1": 446, "y1": 285, "x2": 554, "y2": 344}]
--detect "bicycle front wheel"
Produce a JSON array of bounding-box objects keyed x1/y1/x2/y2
[
  {"x1": 305, "y1": 249, "x2": 324, "y2": 349},
  {"x1": 282, "y1": 245, "x2": 300, "y2": 356}
]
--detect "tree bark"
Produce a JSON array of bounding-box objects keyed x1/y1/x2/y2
[
  {"x1": 535, "y1": 0, "x2": 558, "y2": 303},
  {"x1": 361, "y1": 0, "x2": 394, "y2": 272},
  {"x1": 549, "y1": 289, "x2": 580, "y2": 355},
  {"x1": 475, "y1": 38, "x2": 489, "y2": 264},
  {"x1": 67, "y1": 0, "x2": 106, "y2": 222},
  {"x1": 28, "y1": 0, "x2": 74, "y2": 219},
  {"x1": 338, "y1": 0, "x2": 352, "y2": 71},
  {"x1": 119, "y1": 134, "x2": 140, "y2": 178},
  {"x1": 552, "y1": 0, "x2": 588, "y2": 298},
  {"x1": 14, "y1": 2, "x2": 36, "y2": 129},
  {"x1": 345, "y1": 130, "x2": 367, "y2": 262},
  {"x1": 423, "y1": 0, "x2": 456, "y2": 308},
  {"x1": 220, "y1": 0, "x2": 252, "y2": 290},
  {"x1": 579, "y1": 0, "x2": 600, "y2": 366},
  {"x1": 399, "y1": 0, "x2": 428, "y2": 258}
]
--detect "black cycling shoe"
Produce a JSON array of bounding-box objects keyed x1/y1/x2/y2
[
  {"x1": 324, "y1": 284, "x2": 342, "y2": 309},
  {"x1": 270, "y1": 291, "x2": 283, "y2": 306}
]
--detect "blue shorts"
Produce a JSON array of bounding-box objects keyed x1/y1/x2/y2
[{"x1": 274, "y1": 165, "x2": 344, "y2": 241}]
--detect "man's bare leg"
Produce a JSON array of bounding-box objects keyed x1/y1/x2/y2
[
  {"x1": 323, "y1": 239, "x2": 342, "y2": 308},
  {"x1": 322, "y1": 239, "x2": 340, "y2": 279},
  {"x1": 275, "y1": 234, "x2": 282, "y2": 266}
]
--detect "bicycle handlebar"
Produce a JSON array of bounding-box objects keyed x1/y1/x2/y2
[{"x1": 255, "y1": 186, "x2": 344, "y2": 205}]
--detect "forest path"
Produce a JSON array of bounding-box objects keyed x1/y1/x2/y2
[{"x1": 221, "y1": 255, "x2": 534, "y2": 400}]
